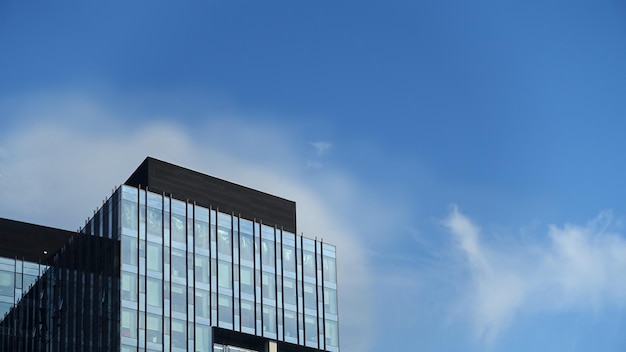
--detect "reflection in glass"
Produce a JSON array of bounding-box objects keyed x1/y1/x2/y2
[
  {"x1": 0, "y1": 271, "x2": 14, "y2": 295},
  {"x1": 195, "y1": 325, "x2": 210, "y2": 352},
  {"x1": 262, "y1": 305, "x2": 276, "y2": 334},
  {"x1": 325, "y1": 320, "x2": 338, "y2": 347},
  {"x1": 303, "y1": 251, "x2": 315, "y2": 277},
  {"x1": 195, "y1": 290, "x2": 210, "y2": 318},
  {"x1": 121, "y1": 308, "x2": 137, "y2": 338},
  {"x1": 304, "y1": 283, "x2": 316, "y2": 310},
  {"x1": 172, "y1": 283, "x2": 186, "y2": 313},
  {"x1": 305, "y1": 315, "x2": 317, "y2": 344},
  {"x1": 147, "y1": 278, "x2": 162, "y2": 307},
  {"x1": 171, "y1": 319, "x2": 186, "y2": 348},
  {"x1": 324, "y1": 287, "x2": 337, "y2": 315},
  {"x1": 121, "y1": 200, "x2": 138, "y2": 231},
  {"x1": 147, "y1": 207, "x2": 162, "y2": 236},
  {"x1": 241, "y1": 300, "x2": 255, "y2": 330},
  {"x1": 282, "y1": 245, "x2": 295, "y2": 273},
  {"x1": 262, "y1": 272, "x2": 275, "y2": 300},
  {"x1": 239, "y1": 233, "x2": 254, "y2": 261},
  {"x1": 218, "y1": 261, "x2": 231, "y2": 289},
  {"x1": 284, "y1": 310, "x2": 297, "y2": 339},
  {"x1": 171, "y1": 214, "x2": 186, "y2": 243},
  {"x1": 218, "y1": 294, "x2": 232, "y2": 325},
  {"x1": 171, "y1": 249, "x2": 186, "y2": 279},
  {"x1": 121, "y1": 236, "x2": 138, "y2": 266},
  {"x1": 147, "y1": 314, "x2": 162, "y2": 343},
  {"x1": 323, "y1": 256, "x2": 337, "y2": 283},
  {"x1": 218, "y1": 227, "x2": 231, "y2": 256},
  {"x1": 195, "y1": 255, "x2": 210, "y2": 284},
  {"x1": 195, "y1": 220, "x2": 210, "y2": 250},
  {"x1": 240, "y1": 266, "x2": 254, "y2": 296},
  {"x1": 283, "y1": 277, "x2": 296, "y2": 305},
  {"x1": 147, "y1": 242, "x2": 162, "y2": 272},
  {"x1": 261, "y1": 240, "x2": 274, "y2": 266},
  {"x1": 121, "y1": 271, "x2": 137, "y2": 302}
]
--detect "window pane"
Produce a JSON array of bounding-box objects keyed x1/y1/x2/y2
[
  {"x1": 195, "y1": 325, "x2": 210, "y2": 352},
  {"x1": 218, "y1": 295, "x2": 232, "y2": 325},
  {"x1": 195, "y1": 220, "x2": 210, "y2": 250},
  {"x1": 240, "y1": 267, "x2": 254, "y2": 296},
  {"x1": 303, "y1": 251, "x2": 315, "y2": 278},
  {"x1": 324, "y1": 287, "x2": 337, "y2": 315},
  {"x1": 240, "y1": 300, "x2": 255, "y2": 330},
  {"x1": 147, "y1": 206, "x2": 162, "y2": 237},
  {"x1": 283, "y1": 277, "x2": 296, "y2": 305},
  {"x1": 121, "y1": 236, "x2": 138, "y2": 266},
  {"x1": 261, "y1": 240, "x2": 274, "y2": 266},
  {"x1": 147, "y1": 314, "x2": 162, "y2": 343},
  {"x1": 239, "y1": 233, "x2": 254, "y2": 262},
  {"x1": 217, "y1": 227, "x2": 231, "y2": 256},
  {"x1": 172, "y1": 249, "x2": 186, "y2": 279},
  {"x1": 218, "y1": 261, "x2": 231, "y2": 289},
  {"x1": 262, "y1": 305, "x2": 276, "y2": 334},
  {"x1": 171, "y1": 319, "x2": 186, "y2": 348},
  {"x1": 0, "y1": 271, "x2": 14, "y2": 296},
  {"x1": 282, "y1": 245, "x2": 295, "y2": 273},
  {"x1": 323, "y1": 256, "x2": 336, "y2": 283},
  {"x1": 195, "y1": 290, "x2": 210, "y2": 319},
  {"x1": 172, "y1": 214, "x2": 186, "y2": 243},
  {"x1": 325, "y1": 320, "x2": 338, "y2": 347},
  {"x1": 262, "y1": 272, "x2": 275, "y2": 300},
  {"x1": 122, "y1": 199, "x2": 138, "y2": 231},
  {"x1": 304, "y1": 283, "x2": 316, "y2": 310},
  {"x1": 121, "y1": 271, "x2": 137, "y2": 302},
  {"x1": 172, "y1": 283, "x2": 186, "y2": 313},
  {"x1": 147, "y1": 242, "x2": 162, "y2": 272},
  {"x1": 305, "y1": 315, "x2": 317, "y2": 344},
  {"x1": 147, "y1": 278, "x2": 162, "y2": 307},
  {"x1": 284, "y1": 310, "x2": 297, "y2": 339},
  {"x1": 121, "y1": 308, "x2": 137, "y2": 338},
  {"x1": 195, "y1": 255, "x2": 210, "y2": 284}
]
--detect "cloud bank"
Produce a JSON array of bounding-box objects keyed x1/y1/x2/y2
[{"x1": 443, "y1": 206, "x2": 626, "y2": 345}]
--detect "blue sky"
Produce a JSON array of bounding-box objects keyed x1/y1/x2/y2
[{"x1": 2, "y1": 1, "x2": 626, "y2": 351}]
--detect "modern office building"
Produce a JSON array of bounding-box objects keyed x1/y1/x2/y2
[{"x1": 0, "y1": 157, "x2": 339, "y2": 352}]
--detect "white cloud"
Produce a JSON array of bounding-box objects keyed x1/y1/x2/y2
[
  {"x1": 0, "y1": 92, "x2": 375, "y2": 351},
  {"x1": 442, "y1": 207, "x2": 626, "y2": 345},
  {"x1": 311, "y1": 141, "x2": 332, "y2": 156}
]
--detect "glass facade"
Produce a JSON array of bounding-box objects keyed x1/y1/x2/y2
[
  {"x1": 0, "y1": 165, "x2": 339, "y2": 352},
  {"x1": 117, "y1": 185, "x2": 339, "y2": 352}
]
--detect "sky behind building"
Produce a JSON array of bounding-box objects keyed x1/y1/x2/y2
[{"x1": 1, "y1": 1, "x2": 626, "y2": 351}]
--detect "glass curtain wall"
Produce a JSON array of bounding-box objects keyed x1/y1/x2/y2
[{"x1": 119, "y1": 185, "x2": 339, "y2": 352}]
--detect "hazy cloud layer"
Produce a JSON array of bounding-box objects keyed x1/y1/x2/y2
[
  {"x1": 0, "y1": 92, "x2": 375, "y2": 351},
  {"x1": 443, "y1": 206, "x2": 626, "y2": 344}
]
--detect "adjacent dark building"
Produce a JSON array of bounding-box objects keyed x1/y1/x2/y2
[{"x1": 0, "y1": 157, "x2": 339, "y2": 352}]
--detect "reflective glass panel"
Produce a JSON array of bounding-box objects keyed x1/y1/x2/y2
[
  {"x1": 325, "y1": 320, "x2": 338, "y2": 347},
  {"x1": 284, "y1": 310, "x2": 297, "y2": 339},
  {"x1": 323, "y1": 256, "x2": 337, "y2": 283},
  {"x1": 262, "y1": 305, "x2": 276, "y2": 334},
  {"x1": 147, "y1": 242, "x2": 162, "y2": 272},
  {"x1": 147, "y1": 278, "x2": 162, "y2": 307},
  {"x1": 121, "y1": 236, "x2": 138, "y2": 266},
  {"x1": 121, "y1": 271, "x2": 137, "y2": 302},
  {"x1": 218, "y1": 294, "x2": 232, "y2": 325},
  {"x1": 218, "y1": 261, "x2": 231, "y2": 289},
  {"x1": 283, "y1": 277, "x2": 296, "y2": 305},
  {"x1": 239, "y1": 233, "x2": 254, "y2": 262},
  {"x1": 240, "y1": 266, "x2": 254, "y2": 296},
  {"x1": 147, "y1": 314, "x2": 162, "y2": 343},
  {"x1": 241, "y1": 300, "x2": 255, "y2": 330},
  {"x1": 324, "y1": 287, "x2": 337, "y2": 315}
]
